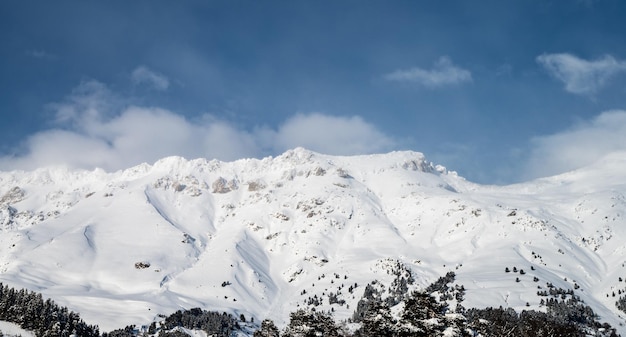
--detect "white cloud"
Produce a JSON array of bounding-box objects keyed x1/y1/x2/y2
[
  {"x1": 51, "y1": 80, "x2": 117, "y2": 124},
  {"x1": 0, "y1": 82, "x2": 396, "y2": 171},
  {"x1": 536, "y1": 53, "x2": 626, "y2": 95},
  {"x1": 26, "y1": 50, "x2": 55, "y2": 59},
  {"x1": 131, "y1": 66, "x2": 170, "y2": 91},
  {"x1": 272, "y1": 113, "x2": 395, "y2": 155},
  {"x1": 524, "y1": 110, "x2": 626, "y2": 179},
  {"x1": 384, "y1": 56, "x2": 472, "y2": 87}
]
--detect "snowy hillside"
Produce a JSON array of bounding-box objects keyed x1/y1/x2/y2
[{"x1": 0, "y1": 148, "x2": 625, "y2": 333}]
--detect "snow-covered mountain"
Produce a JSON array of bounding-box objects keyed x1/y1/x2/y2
[{"x1": 1, "y1": 148, "x2": 625, "y2": 333}]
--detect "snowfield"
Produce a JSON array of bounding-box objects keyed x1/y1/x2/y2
[
  {"x1": 0, "y1": 320, "x2": 36, "y2": 337},
  {"x1": 1, "y1": 148, "x2": 625, "y2": 333}
]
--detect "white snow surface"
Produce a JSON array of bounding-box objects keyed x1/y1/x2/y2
[
  {"x1": 0, "y1": 321, "x2": 36, "y2": 337},
  {"x1": 1, "y1": 148, "x2": 626, "y2": 333}
]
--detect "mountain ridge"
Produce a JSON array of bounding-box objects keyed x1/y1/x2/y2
[{"x1": 0, "y1": 148, "x2": 625, "y2": 334}]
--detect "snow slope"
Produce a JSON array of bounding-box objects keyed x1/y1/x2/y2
[
  {"x1": 0, "y1": 321, "x2": 36, "y2": 337},
  {"x1": 0, "y1": 148, "x2": 625, "y2": 333}
]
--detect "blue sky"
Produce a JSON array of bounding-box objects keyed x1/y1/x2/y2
[{"x1": 1, "y1": 0, "x2": 626, "y2": 184}]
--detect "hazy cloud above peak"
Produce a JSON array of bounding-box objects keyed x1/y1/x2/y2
[
  {"x1": 524, "y1": 110, "x2": 626, "y2": 180},
  {"x1": 52, "y1": 80, "x2": 117, "y2": 124},
  {"x1": 384, "y1": 57, "x2": 472, "y2": 88},
  {"x1": 0, "y1": 82, "x2": 396, "y2": 171},
  {"x1": 272, "y1": 114, "x2": 395, "y2": 155},
  {"x1": 131, "y1": 66, "x2": 170, "y2": 91},
  {"x1": 536, "y1": 53, "x2": 626, "y2": 95}
]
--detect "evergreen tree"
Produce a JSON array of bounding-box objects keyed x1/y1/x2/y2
[
  {"x1": 253, "y1": 319, "x2": 280, "y2": 337},
  {"x1": 0, "y1": 282, "x2": 99, "y2": 337},
  {"x1": 282, "y1": 309, "x2": 339, "y2": 337},
  {"x1": 359, "y1": 298, "x2": 396, "y2": 337},
  {"x1": 397, "y1": 290, "x2": 446, "y2": 336}
]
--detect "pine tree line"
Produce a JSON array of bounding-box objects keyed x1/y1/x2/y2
[
  {"x1": 159, "y1": 308, "x2": 239, "y2": 336},
  {"x1": 253, "y1": 272, "x2": 620, "y2": 337},
  {"x1": 102, "y1": 308, "x2": 241, "y2": 337},
  {"x1": 0, "y1": 274, "x2": 620, "y2": 337},
  {"x1": 0, "y1": 282, "x2": 99, "y2": 337}
]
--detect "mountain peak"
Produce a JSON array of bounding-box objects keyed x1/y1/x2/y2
[{"x1": 1, "y1": 148, "x2": 626, "y2": 333}]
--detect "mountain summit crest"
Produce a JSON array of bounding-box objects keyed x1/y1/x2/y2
[{"x1": 0, "y1": 148, "x2": 625, "y2": 333}]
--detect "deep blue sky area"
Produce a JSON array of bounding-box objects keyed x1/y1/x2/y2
[{"x1": 1, "y1": 1, "x2": 626, "y2": 184}]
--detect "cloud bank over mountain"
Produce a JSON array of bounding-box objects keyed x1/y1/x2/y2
[
  {"x1": 2, "y1": 60, "x2": 626, "y2": 184},
  {"x1": 0, "y1": 80, "x2": 396, "y2": 171},
  {"x1": 524, "y1": 109, "x2": 626, "y2": 179}
]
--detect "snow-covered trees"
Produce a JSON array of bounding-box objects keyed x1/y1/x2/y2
[
  {"x1": 253, "y1": 271, "x2": 619, "y2": 337},
  {"x1": 396, "y1": 290, "x2": 448, "y2": 336},
  {"x1": 359, "y1": 299, "x2": 395, "y2": 337},
  {"x1": 1, "y1": 273, "x2": 616, "y2": 337},
  {"x1": 282, "y1": 309, "x2": 339, "y2": 337},
  {"x1": 253, "y1": 319, "x2": 280, "y2": 337},
  {"x1": 159, "y1": 308, "x2": 239, "y2": 336},
  {"x1": 0, "y1": 283, "x2": 99, "y2": 337}
]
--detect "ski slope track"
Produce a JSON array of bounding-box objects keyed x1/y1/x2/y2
[{"x1": 1, "y1": 148, "x2": 626, "y2": 333}]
